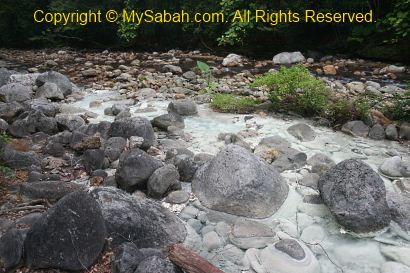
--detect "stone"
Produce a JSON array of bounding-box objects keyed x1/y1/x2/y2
[
  {"x1": 369, "y1": 124, "x2": 386, "y2": 140},
  {"x1": 273, "y1": 52, "x2": 306, "y2": 64},
  {"x1": 70, "y1": 132, "x2": 101, "y2": 151},
  {"x1": 193, "y1": 145, "x2": 289, "y2": 218},
  {"x1": 35, "y1": 82, "x2": 64, "y2": 100},
  {"x1": 300, "y1": 225, "x2": 326, "y2": 245},
  {"x1": 162, "y1": 64, "x2": 182, "y2": 74},
  {"x1": 1, "y1": 145, "x2": 41, "y2": 169},
  {"x1": 104, "y1": 137, "x2": 127, "y2": 162},
  {"x1": 380, "y1": 245, "x2": 410, "y2": 267},
  {"x1": 0, "y1": 118, "x2": 8, "y2": 131},
  {"x1": 43, "y1": 141, "x2": 64, "y2": 157},
  {"x1": 55, "y1": 114, "x2": 85, "y2": 131},
  {"x1": 147, "y1": 164, "x2": 181, "y2": 199},
  {"x1": 170, "y1": 154, "x2": 198, "y2": 182},
  {"x1": 203, "y1": 231, "x2": 223, "y2": 251},
  {"x1": 134, "y1": 255, "x2": 181, "y2": 273},
  {"x1": 182, "y1": 71, "x2": 196, "y2": 80},
  {"x1": 20, "y1": 181, "x2": 84, "y2": 201},
  {"x1": 230, "y1": 219, "x2": 276, "y2": 249},
  {"x1": 287, "y1": 123, "x2": 316, "y2": 142},
  {"x1": 165, "y1": 190, "x2": 190, "y2": 204},
  {"x1": 380, "y1": 65, "x2": 406, "y2": 74},
  {"x1": 222, "y1": 54, "x2": 242, "y2": 67},
  {"x1": 380, "y1": 156, "x2": 410, "y2": 178},
  {"x1": 346, "y1": 81, "x2": 365, "y2": 93},
  {"x1": 152, "y1": 112, "x2": 185, "y2": 131},
  {"x1": 0, "y1": 68, "x2": 12, "y2": 87},
  {"x1": 90, "y1": 187, "x2": 186, "y2": 248},
  {"x1": 299, "y1": 173, "x2": 320, "y2": 190},
  {"x1": 319, "y1": 159, "x2": 391, "y2": 233},
  {"x1": 0, "y1": 83, "x2": 32, "y2": 102},
  {"x1": 0, "y1": 228, "x2": 25, "y2": 271},
  {"x1": 25, "y1": 191, "x2": 106, "y2": 270},
  {"x1": 36, "y1": 71, "x2": 72, "y2": 96},
  {"x1": 108, "y1": 117, "x2": 156, "y2": 149},
  {"x1": 381, "y1": 262, "x2": 410, "y2": 273},
  {"x1": 0, "y1": 102, "x2": 24, "y2": 123},
  {"x1": 116, "y1": 148, "x2": 163, "y2": 192},
  {"x1": 167, "y1": 99, "x2": 198, "y2": 116},
  {"x1": 9, "y1": 110, "x2": 58, "y2": 137},
  {"x1": 323, "y1": 65, "x2": 337, "y2": 75},
  {"x1": 386, "y1": 124, "x2": 399, "y2": 140},
  {"x1": 84, "y1": 149, "x2": 105, "y2": 173},
  {"x1": 341, "y1": 120, "x2": 369, "y2": 137},
  {"x1": 399, "y1": 123, "x2": 410, "y2": 140},
  {"x1": 386, "y1": 191, "x2": 410, "y2": 231}
]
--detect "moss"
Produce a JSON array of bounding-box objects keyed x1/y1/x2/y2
[{"x1": 211, "y1": 93, "x2": 258, "y2": 114}]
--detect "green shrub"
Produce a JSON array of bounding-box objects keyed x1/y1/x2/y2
[
  {"x1": 385, "y1": 91, "x2": 410, "y2": 121},
  {"x1": 211, "y1": 93, "x2": 258, "y2": 114},
  {"x1": 324, "y1": 98, "x2": 355, "y2": 125},
  {"x1": 251, "y1": 65, "x2": 330, "y2": 116}
]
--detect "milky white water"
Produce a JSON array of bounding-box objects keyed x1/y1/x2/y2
[{"x1": 73, "y1": 89, "x2": 410, "y2": 273}]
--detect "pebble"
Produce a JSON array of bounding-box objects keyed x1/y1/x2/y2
[{"x1": 203, "y1": 231, "x2": 223, "y2": 251}]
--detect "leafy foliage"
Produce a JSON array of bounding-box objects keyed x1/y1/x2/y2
[
  {"x1": 197, "y1": 61, "x2": 216, "y2": 92},
  {"x1": 211, "y1": 93, "x2": 258, "y2": 113}
]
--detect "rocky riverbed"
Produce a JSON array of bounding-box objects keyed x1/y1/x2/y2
[{"x1": 0, "y1": 49, "x2": 409, "y2": 273}]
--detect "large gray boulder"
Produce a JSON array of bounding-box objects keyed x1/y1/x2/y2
[
  {"x1": 116, "y1": 148, "x2": 163, "y2": 192},
  {"x1": 1, "y1": 145, "x2": 42, "y2": 169},
  {"x1": 167, "y1": 100, "x2": 198, "y2": 116},
  {"x1": 0, "y1": 83, "x2": 32, "y2": 102},
  {"x1": 0, "y1": 228, "x2": 25, "y2": 271},
  {"x1": 341, "y1": 120, "x2": 369, "y2": 137},
  {"x1": 192, "y1": 145, "x2": 289, "y2": 218},
  {"x1": 287, "y1": 123, "x2": 316, "y2": 142},
  {"x1": 55, "y1": 114, "x2": 85, "y2": 131},
  {"x1": 24, "y1": 191, "x2": 106, "y2": 270},
  {"x1": 90, "y1": 187, "x2": 186, "y2": 248},
  {"x1": 147, "y1": 164, "x2": 181, "y2": 199},
  {"x1": 0, "y1": 68, "x2": 12, "y2": 87},
  {"x1": 318, "y1": 159, "x2": 391, "y2": 233},
  {"x1": 108, "y1": 117, "x2": 156, "y2": 149},
  {"x1": 35, "y1": 82, "x2": 64, "y2": 100},
  {"x1": 36, "y1": 71, "x2": 72, "y2": 96},
  {"x1": 380, "y1": 156, "x2": 410, "y2": 178},
  {"x1": 272, "y1": 52, "x2": 306, "y2": 64},
  {"x1": 0, "y1": 102, "x2": 24, "y2": 123},
  {"x1": 386, "y1": 191, "x2": 410, "y2": 231},
  {"x1": 8, "y1": 110, "x2": 58, "y2": 137},
  {"x1": 152, "y1": 112, "x2": 184, "y2": 131}
]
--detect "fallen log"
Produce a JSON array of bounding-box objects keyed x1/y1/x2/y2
[{"x1": 168, "y1": 244, "x2": 226, "y2": 273}]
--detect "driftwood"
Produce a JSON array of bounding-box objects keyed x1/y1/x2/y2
[{"x1": 168, "y1": 244, "x2": 226, "y2": 273}]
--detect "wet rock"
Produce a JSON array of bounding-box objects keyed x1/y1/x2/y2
[
  {"x1": 170, "y1": 154, "x2": 198, "y2": 182},
  {"x1": 35, "y1": 82, "x2": 64, "y2": 100},
  {"x1": 319, "y1": 159, "x2": 391, "y2": 233},
  {"x1": 307, "y1": 153, "x2": 336, "y2": 174},
  {"x1": 193, "y1": 145, "x2": 289, "y2": 218},
  {"x1": 386, "y1": 191, "x2": 410, "y2": 231},
  {"x1": 147, "y1": 164, "x2": 181, "y2": 199},
  {"x1": 341, "y1": 120, "x2": 369, "y2": 137},
  {"x1": 25, "y1": 191, "x2": 106, "y2": 270},
  {"x1": 20, "y1": 181, "x2": 83, "y2": 201},
  {"x1": 109, "y1": 117, "x2": 156, "y2": 149},
  {"x1": 380, "y1": 156, "x2": 410, "y2": 178},
  {"x1": 300, "y1": 225, "x2": 326, "y2": 245},
  {"x1": 380, "y1": 245, "x2": 410, "y2": 267},
  {"x1": 368, "y1": 123, "x2": 386, "y2": 140},
  {"x1": 218, "y1": 132, "x2": 251, "y2": 150},
  {"x1": 84, "y1": 149, "x2": 105, "y2": 173},
  {"x1": 399, "y1": 123, "x2": 410, "y2": 140},
  {"x1": 386, "y1": 124, "x2": 399, "y2": 140},
  {"x1": 152, "y1": 112, "x2": 185, "y2": 131},
  {"x1": 0, "y1": 228, "x2": 25, "y2": 271},
  {"x1": 90, "y1": 187, "x2": 186, "y2": 248},
  {"x1": 299, "y1": 173, "x2": 320, "y2": 189},
  {"x1": 116, "y1": 148, "x2": 163, "y2": 192},
  {"x1": 36, "y1": 71, "x2": 72, "y2": 96},
  {"x1": 55, "y1": 114, "x2": 85, "y2": 131},
  {"x1": 222, "y1": 53, "x2": 242, "y2": 67},
  {"x1": 167, "y1": 99, "x2": 198, "y2": 116},
  {"x1": 165, "y1": 190, "x2": 190, "y2": 204},
  {"x1": 230, "y1": 219, "x2": 275, "y2": 249},
  {"x1": 287, "y1": 123, "x2": 316, "y2": 142},
  {"x1": 25, "y1": 99, "x2": 60, "y2": 117},
  {"x1": 273, "y1": 52, "x2": 306, "y2": 64},
  {"x1": 104, "y1": 137, "x2": 127, "y2": 162},
  {"x1": 203, "y1": 231, "x2": 223, "y2": 251},
  {"x1": 0, "y1": 83, "x2": 32, "y2": 102},
  {"x1": 0, "y1": 68, "x2": 13, "y2": 87},
  {"x1": 134, "y1": 255, "x2": 181, "y2": 273}
]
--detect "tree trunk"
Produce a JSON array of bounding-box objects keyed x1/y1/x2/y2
[{"x1": 168, "y1": 244, "x2": 226, "y2": 273}]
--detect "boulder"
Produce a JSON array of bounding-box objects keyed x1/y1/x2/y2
[
  {"x1": 70, "y1": 131, "x2": 101, "y2": 151},
  {"x1": 25, "y1": 191, "x2": 106, "y2": 270},
  {"x1": 369, "y1": 124, "x2": 386, "y2": 140},
  {"x1": 229, "y1": 219, "x2": 275, "y2": 249},
  {"x1": 20, "y1": 181, "x2": 84, "y2": 201},
  {"x1": 0, "y1": 228, "x2": 25, "y2": 271},
  {"x1": 35, "y1": 82, "x2": 64, "y2": 100},
  {"x1": 36, "y1": 71, "x2": 72, "y2": 96},
  {"x1": 400, "y1": 123, "x2": 410, "y2": 140},
  {"x1": 307, "y1": 153, "x2": 335, "y2": 174},
  {"x1": 170, "y1": 154, "x2": 199, "y2": 182},
  {"x1": 24, "y1": 99, "x2": 60, "y2": 117},
  {"x1": 0, "y1": 102, "x2": 24, "y2": 123},
  {"x1": 116, "y1": 148, "x2": 163, "y2": 192},
  {"x1": 273, "y1": 52, "x2": 306, "y2": 64},
  {"x1": 192, "y1": 145, "x2": 289, "y2": 218},
  {"x1": 386, "y1": 124, "x2": 399, "y2": 140},
  {"x1": 1, "y1": 145, "x2": 41, "y2": 169},
  {"x1": 0, "y1": 68, "x2": 12, "y2": 87},
  {"x1": 167, "y1": 100, "x2": 198, "y2": 116},
  {"x1": 135, "y1": 255, "x2": 181, "y2": 273},
  {"x1": 55, "y1": 114, "x2": 85, "y2": 131},
  {"x1": 104, "y1": 137, "x2": 127, "y2": 162},
  {"x1": 0, "y1": 83, "x2": 32, "y2": 102},
  {"x1": 108, "y1": 117, "x2": 156, "y2": 149},
  {"x1": 318, "y1": 159, "x2": 391, "y2": 232},
  {"x1": 287, "y1": 123, "x2": 316, "y2": 142},
  {"x1": 341, "y1": 120, "x2": 369, "y2": 137},
  {"x1": 84, "y1": 149, "x2": 105, "y2": 173},
  {"x1": 386, "y1": 191, "x2": 410, "y2": 231},
  {"x1": 222, "y1": 54, "x2": 242, "y2": 67},
  {"x1": 43, "y1": 141, "x2": 64, "y2": 157},
  {"x1": 8, "y1": 110, "x2": 58, "y2": 137},
  {"x1": 152, "y1": 112, "x2": 184, "y2": 131},
  {"x1": 90, "y1": 187, "x2": 186, "y2": 248},
  {"x1": 147, "y1": 165, "x2": 181, "y2": 199},
  {"x1": 162, "y1": 65, "x2": 182, "y2": 74},
  {"x1": 379, "y1": 156, "x2": 410, "y2": 178}
]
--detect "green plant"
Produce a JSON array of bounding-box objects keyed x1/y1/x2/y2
[
  {"x1": 0, "y1": 131, "x2": 9, "y2": 143},
  {"x1": 324, "y1": 98, "x2": 355, "y2": 125},
  {"x1": 0, "y1": 166, "x2": 13, "y2": 178},
  {"x1": 251, "y1": 65, "x2": 330, "y2": 116},
  {"x1": 385, "y1": 90, "x2": 410, "y2": 121},
  {"x1": 211, "y1": 93, "x2": 258, "y2": 113},
  {"x1": 197, "y1": 61, "x2": 216, "y2": 93}
]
